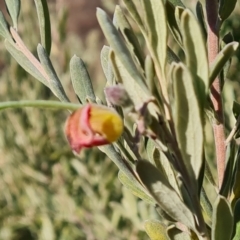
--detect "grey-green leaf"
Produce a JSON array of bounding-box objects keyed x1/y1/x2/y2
[
  {"x1": 209, "y1": 42, "x2": 239, "y2": 86},
  {"x1": 167, "y1": 225, "x2": 192, "y2": 240},
  {"x1": 212, "y1": 195, "x2": 233, "y2": 240},
  {"x1": 34, "y1": 0, "x2": 51, "y2": 55},
  {"x1": 70, "y1": 55, "x2": 96, "y2": 103},
  {"x1": 113, "y1": 5, "x2": 145, "y2": 69},
  {"x1": 5, "y1": 0, "x2": 20, "y2": 29},
  {"x1": 180, "y1": 9, "x2": 209, "y2": 101},
  {"x1": 118, "y1": 171, "x2": 155, "y2": 205},
  {"x1": 142, "y1": 0, "x2": 167, "y2": 78},
  {"x1": 100, "y1": 45, "x2": 114, "y2": 85},
  {"x1": 172, "y1": 63, "x2": 204, "y2": 184},
  {"x1": 144, "y1": 220, "x2": 168, "y2": 240},
  {"x1": 37, "y1": 44, "x2": 69, "y2": 102},
  {"x1": 5, "y1": 39, "x2": 49, "y2": 87},
  {"x1": 0, "y1": 11, "x2": 13, "y2": 42},
  {"x1": 136, "y1": 160, "x2": 196, "y2": 230},
  {"x1": 97, "y1": 8, "x2": 148, "y2": 94}
]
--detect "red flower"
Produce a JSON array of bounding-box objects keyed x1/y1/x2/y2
[{"x1": 65, "y1": 104, "x2": 123, "y2": 153}]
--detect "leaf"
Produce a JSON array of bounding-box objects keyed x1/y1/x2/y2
[
  {"x1": 34, "y1": 0, "x2": 51, "y2": 55},
  {"x1": 180, "y1": 9, "x2": 209, "y2": 103},
  {"x1": 209, "y1": 42, "x2": 239, "y2": 86},
  {"x1": 230, "y1": 155, "x2": 240, "y2": 207},
  {"x1": 196, "y1": 1, "x2": 207, "y2": 40},
  {"x1": 4, "y1": 39, "x2": 49, "y2": 87},
  {"x1": 233, "y1": 101, "x2": 240, "y2": 120},
  {"x1": 144, "y1": 220, "x2": 168, "y2": 240},
  {"x1": 5, "y1": 0, "x2": 20, "y2": 29},
  {"x1": 97, "y1": 8, "x2": 149, "y2": 97},
  {"x1": 70, "y1": 55, "x2": 96, "y2": 103},
  {"x1": 211, "y1": 195, "x2": 233, "y2": 240},
  {"x1": 0, "y1": 11, "x2": 13, "y2": 42},
  {"x1": 167, "y1": 225, "x2": 193, "y2": 240},
  {"x1": 118, "y1": 171, "x2": 155, "y2": 205},
  {"x1": 219, "y1": 0, "x2": 237, "y2": 22},
  {"x1": 100, "y1": 45, "x2": 114, "y2": 85},
  {"x1": 232, "y1": 199, "x2": 240, "y2": 240},
  {"x1": 136, "y1": 160, "x2": 196, "y2": 230},
  {"x1": 172, "y1": 63, "x2": 204, "y2": 184},
  {"x1": 113, "y1": 6, "x2": 145, "y2": 69},
  {"x1": 200, "y1": 188, "x2": 212, "y2": 226},
  {"x1": 121, "y1": 0, "x2": 145, "y2": 31},
  {"x1": 142, "y1": 0, "x2": 167, "y2": 78},
  {"x1": 37, "y1": 44, "x2": 69, "y2": 102},
  {"x1": 166, "y1": 2, "x2": 183, "y2": 48}
]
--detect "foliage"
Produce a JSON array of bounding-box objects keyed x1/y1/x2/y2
[{"x1": 0, "y1": 0, "x2": 240, "y2": 239}]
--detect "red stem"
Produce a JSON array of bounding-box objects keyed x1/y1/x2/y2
[{"x1": 206, "y1": 0, "x2": 225, "y2": 188}]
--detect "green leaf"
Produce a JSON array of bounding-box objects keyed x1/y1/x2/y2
[
  {"x1": 146, "y1": 138, "x2": 181, "y2": 196},
  {"x1": 166, "y1": 2, "x2": 183, "y2": 48},
  {"x1": 232, "y1": 199, "x2": 240, "y2": 240},
  {"x1": 5, "y1": 0, "x2": 20, "y2": 29},
  {"x1": 70, "y1": 55, "x2": 96, "y2": 103},
  {"x1": 121, "y1": 0, "x2": 145, "y2": 31},
  {"x1": 142, "y1": 0, "x2": 167, "y2": 77},
  {"x1": 212, "y1": 195, "x2": 233, "y2": 240},
  {"x1": 233, "y1": 101, "x2": 240, "y2": 119},
  {"x1": 167, "y1": 225, "x2": 193, "y2": 240},
  {"x1": 0, "y1": 11, "x2": 13, "y2": 42},
  {"x1": 118, "y1": 171, "x2": 155, "y2": 205},
  {"x1": 230, "y1": 156, "x2": 240, "y2": 207},
  {"x1": 180, "y1": 9, "x2": 209, "y2": 103},
  {"x1": 168, "y1": 0, "x2": 185, "y2": 7},
  {"x1": 172, "y1": 63, "x2": 204, "y2": 183},
  {"x1": 37, "y1": 44, "x2": 69, "y2": 102},
  {"x1": 100, "y1": 45, "x2": 114, "y2": 85},
  {"x1": 220, "y1": 142, "x2": 237, "y2": 198},
  {"x1": 219, "y1": 0, "x2": 237, "y2": 22},
  {"x1": 4, "y1": 39, "x2": 49, "y2": 87},
  {"x1": 144, "y1": 220, "x2": 168, "y2": 240},
  {"x1": 136, "y1": 160, "x2": 196, "y2": 230},
  {"x1": 34, "y1": 0, "x2": 51, "y2": 55},
  {"x1": 113, "y1": 6, "x2": 145, "y2": 69},
  {"x1": 200, "y1": 188, "x2": 212, "y2": 226},
  {"x1": 196, "y1": 1, "x2": 207, "y2": 40},
  {"x1": 97, "y1": 8, "x2": 149, "y2": 97},
  {"x1": 209, "y1": 42, "x2": 239, "y2": 86}
]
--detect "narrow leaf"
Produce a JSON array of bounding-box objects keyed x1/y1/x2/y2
[
  {"x1": 70, "y1": 55, "x2": 96, "y2": 103},
  {"x1": 142, "y1": 0, "x2": 167, "y2": 77},
  {"x1": 180, "y1": 9, "x2": 209, "y2": 100},
  {"x1": 212, "y1": 195, "x2": 233, "y2": 240},
  {"x1": 167, "y1": 225, "x2": 192, "y2": 240},
  {"x1": 34, "y1": 0, "x2": 51, "y2": 55},
  {"x1": 209, "y1": 42, "x2": 239, "y2": 86},
  {"x1": 37, "y1": 44, "x2": 69, "y2": 102},
  {"x1": 0, "y1": 11, "x2": 13, "y2": 42},
  {"x1": 114, "y1": 5, "x2": 145, "y2": 68},
  {"x1": 118, "y1": 171, "x2": 155, "y2": 205},
  {"x1": 97, "y1": 8, "x2": 148, "y2": 94},
  {"x1": 144, "y1": 220, "x2": 168, "y2": 240},
  {"x1": 232, "y1": 199, "x2": 240, "y2": 240},
  {"x1": 5, "y1": 39, "x2": 49, "y2": 87},
  {"x1": 219, "y1": 0, "x2": 237, "y2": 22},
  {"x1": 172, "y1": 63, "x2": 204, "y2": 183},
  {"x1": 100, "y1": 45, "x2": 114, "y2": 84},
  {"x1": 5, "y1": 0, "x2": 20, "y2": 29},
  {"x1": 136, "y1": 160, "x2": 196, "y2": 230}
]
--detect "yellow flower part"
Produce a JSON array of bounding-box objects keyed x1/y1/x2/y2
[{"x1": 89, "y1": 104, "x2": 123, "y2": 142}]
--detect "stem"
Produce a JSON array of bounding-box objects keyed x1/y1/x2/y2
[
  {"x1": 0, "y1": 100, "x2": 80, "y2": 111},
  {"x1": 206, "y1": 0, "x2": 226, "y2": 188}
]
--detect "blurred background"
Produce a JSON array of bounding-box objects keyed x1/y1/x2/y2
[{"x1": 0, "y1": 0, "x2": 239, "y2": 239}]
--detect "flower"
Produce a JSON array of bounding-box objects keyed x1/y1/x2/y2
[{"x1": 65, "y1": 104, "x2": 123, "y2": 153}]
